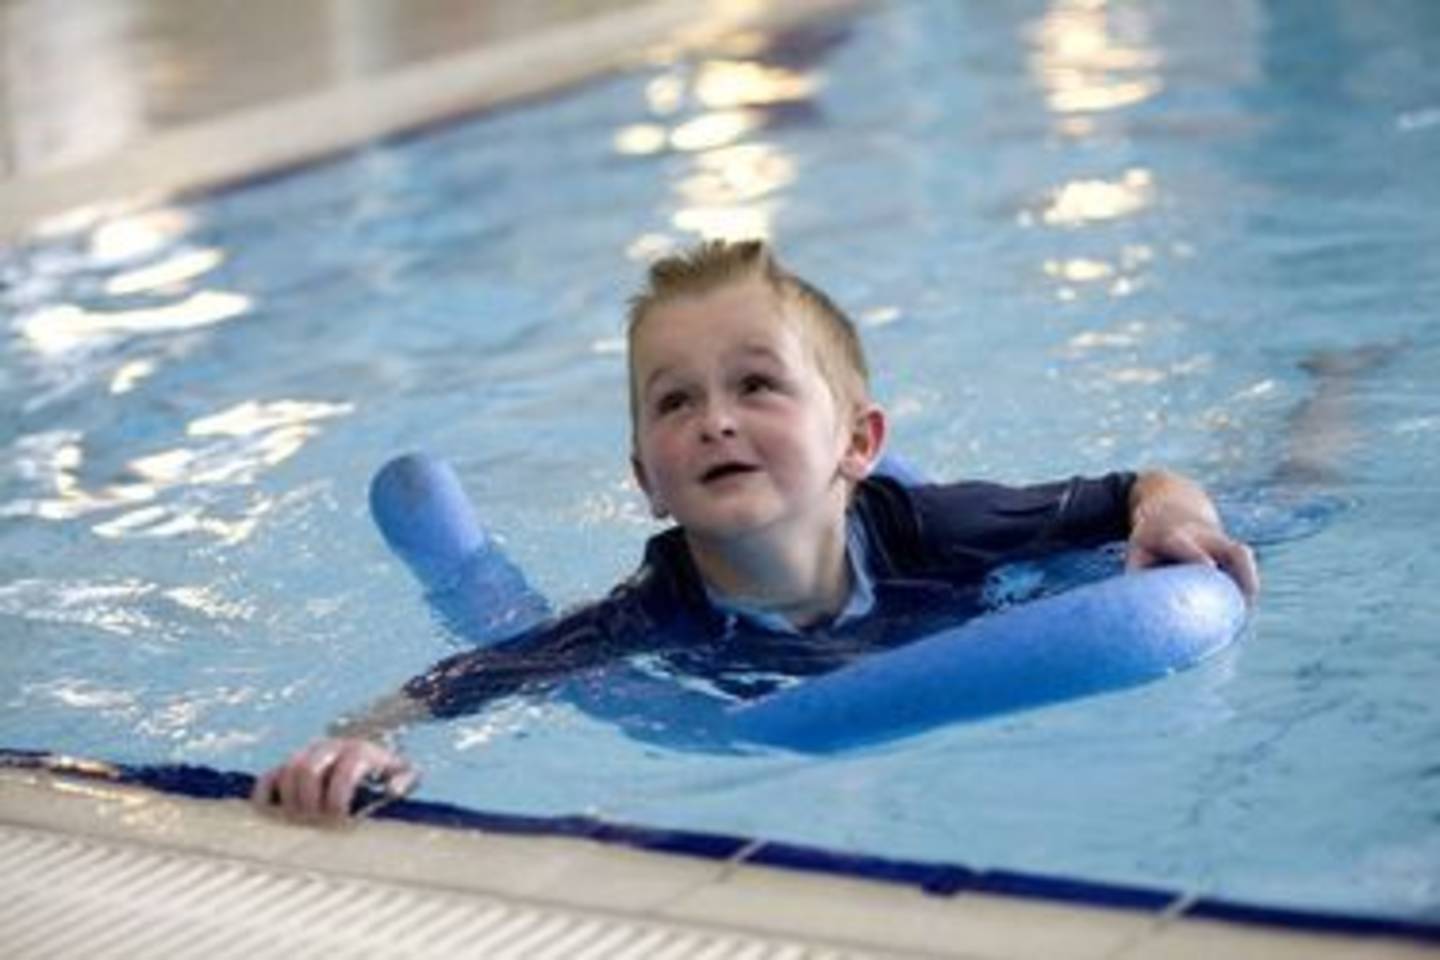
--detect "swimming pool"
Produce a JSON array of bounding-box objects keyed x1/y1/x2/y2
[{"x1": 2, "y1": 0, "x2": 1437, "y2": 926}]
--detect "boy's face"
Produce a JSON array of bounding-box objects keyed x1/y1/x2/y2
[{"x1": 629, "y1": 279, "x2": 881, "y2": 550}]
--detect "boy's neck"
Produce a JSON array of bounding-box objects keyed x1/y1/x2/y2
[{"x1": 685, "y1": 518, "x2": 851, "y2": 630}]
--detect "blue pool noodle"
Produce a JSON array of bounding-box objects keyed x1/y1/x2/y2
[
  {"x1": 370, "y1": 454, "x2": 550, "y2": 646},
  {"x1": 369, "y1": 452, "x2": 1247, "y2": 751},
  {"x1": 727, "y1": 564, "x2": 1245, "y2": 751}
]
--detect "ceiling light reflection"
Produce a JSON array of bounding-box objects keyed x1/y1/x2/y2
[
  {"x1": 1108, "y1": 366, "x2": 1167, "y2": 385},
  {"x1": 89, "y1": 208, "x2": 194, "y2": 265},
  {"x1": 1038, "y1": 168, "x2": 1154, "y2": 226},
  {"x1": 670, "y1": 110, "x2": 761, "y2": 152},
  {"x1": 672, "y1": 204, "x2": 773, "y2": 241},
  {"x1": 694, "y1": 60, "x2": 818, "y2": 109},
  {"x1": 1, "y1": 399, "x2": 351, "y2": 543},
  {"x1": 626, "y1": 233, "x2": 677, "y2": 261},
  {"x1": 676, "y1": 143, "x2": 795, "y2": 206},
  {"x1": 20, "y1": 291, "x2": 250, "y2": 355},
  {"x1": 646, "y1": 74, "x2": 686, "y2": 115},
  {"x1": 860, "y1": 306, "x2": 902, "y2": 328},
  {"x1": 106, "y1": 248, "x2": 224, "y2": 295},
  {"x1": 92, "y1": 504, "x2": 263, "y2": 544},
  {"x1": 614, "y1": 124, "x2": 669, "y2": 156},
  {"x1": 1044, "y1": 257, "x2": 1115, "y2": 282},
  {"x1": 1067, "y1": 329, "x2": 1137, "y2": 352},
  {"x1": 1028, "y1": 0, "x2": 1162, "y2": 123},
  {"x1": 110, "y1": 359, "x2": 158, "y2": 395},
  {"x1": 0, "y1": 431, "x2": 154, "y2": 522},
  {"x1": 127, "y1": 399, "x2": 350, "y2": 489},
  {"x1": 187, "y1": 399, "x2": 352, "y2": 438},
  {"x1": 1049, "y1": 77, "x2": 1160, "y2": 114}
]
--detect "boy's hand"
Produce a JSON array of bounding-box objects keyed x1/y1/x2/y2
[
  {"x1": 251, "y1": 737, "x2": 418, "y2": 822},
  {"x1": 1126, "y1": 471, "x2": 1259, "y2": 602}
]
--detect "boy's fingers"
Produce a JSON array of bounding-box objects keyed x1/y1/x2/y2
[
  {"x1": 1127, "y1": 527, "x2": 1260, "y2": 602},
  {"x1": 275, "y1": 763, "x2": 305, "y2": 818},
  {"x1": 1149, "y1": 529, "x2": 1216, "y2": 569},
  {"x1": 325, "y1": 747, "x2": 374, "y2": 818},
  {"x1": 326, "y1": 743, "x2": 401, "y2": 816},
  {"x1": 1219, "y1": 540, "x2": 1260, "y2": 601},
  {"x1": 1189, "y1": 529, "x2": 1260, "y2": 602},
  {"x1": 316, "y1": 742, "x2": 418, "y2": 819},
  {"x1": 386, "y1": 763, "x2": 419, "y2": 798},
  {"x1": 251, "y1": 769, "x2": 278, "y2": 809},
  {"x1": 293, "y1": 749, "x2": 326, "y2": 819},
  {"x1": 251, "y1": 740, "x2": 416, "y2": 822},
  {"x1": 285, "y1": 740, "x2": 341, "y2": 819},
  {"x1": 1125, "y1": 546, "x2": 1159, "y2": 572}
]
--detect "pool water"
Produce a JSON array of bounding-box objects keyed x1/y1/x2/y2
[{"x1": 3, "y1": 0, "x2": 1439, "y2": 922}]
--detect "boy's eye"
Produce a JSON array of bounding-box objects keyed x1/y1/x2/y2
[
  {"x1": 740, "y1": 373, "x2": 778, "y2": 395},
  {"x1": 655, "y1": 390, "x2": 690, "y2": 415}
]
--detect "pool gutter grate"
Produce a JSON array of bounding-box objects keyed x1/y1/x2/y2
[{"x1": 0, "y1": 822, "x2": 862, "y2": 960}]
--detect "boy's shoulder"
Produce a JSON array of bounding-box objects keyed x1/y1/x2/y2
[{"x1": 852, "y1": 470, "x2": 1136, "y2": 575}]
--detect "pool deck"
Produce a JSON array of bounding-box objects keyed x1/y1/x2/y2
[
  {"x1": 2, "y1": 2, "x2": 1438, "y2": 957},
  {"x1": 0, "y1": 0, "x2": 859, "y2": 241},
  {"x1": 3, "y1": 768, "x2": 1435, "y2": 959}
]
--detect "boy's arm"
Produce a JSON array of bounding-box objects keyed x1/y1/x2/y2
[
  {"x1": 250, "y1": 643, "x2": 554, "y2": 822},
  {"x1": 1126, "y1": 469, "x2": 1259, "y2": 601},
  {"x1": 328, "y1": 689, "x2": 431, "y2": 740},
  {"x1": 251, "y1": 580, "x2": 657, "y2": 822}
]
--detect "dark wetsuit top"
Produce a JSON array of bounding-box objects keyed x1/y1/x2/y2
[{"x1": 405, "y1": 472, "x2": 1136, "y2": 718}]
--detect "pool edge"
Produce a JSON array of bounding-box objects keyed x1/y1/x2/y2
[
  {"x1": 0, "y1": 0, "x2": 867, "y2": 244},
  {"x1": 2, "y1": 761, "x2": 1435, "y2": 959}
]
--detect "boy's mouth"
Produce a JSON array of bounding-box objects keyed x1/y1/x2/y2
[{"x1": 700, "y1": 462, "x2": 759, "y2": 484}]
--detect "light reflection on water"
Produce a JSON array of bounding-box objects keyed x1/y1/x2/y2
[
  {"x1": 106, "y1": 248, "x2": 225, "y2": 296},
  {"x1": 1026, "y1": 167, "x2": 1156, "y2": 227},
  {"x1": 1026, "y1": 0, "x2": 1164, "y2": 119},
  {"x1": 0, "y1": 577, "x2": 160, "y2": 636},
  {"x1": 2, "y1": 399, "x2": 352, "y2": 543},
  {"x1": 18, "y1": 290, "x2": 250, "y2": 356},
  {"x1": 2, "y1": 190, "x2": 359, "y2": 544},
  {"x1": 617, "y1": 43, "x2": 820, "y2": 244}
]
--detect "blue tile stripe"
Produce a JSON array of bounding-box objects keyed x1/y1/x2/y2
[{"x1": 3, "y1": 748, "x2": 1436, "y2": 945}]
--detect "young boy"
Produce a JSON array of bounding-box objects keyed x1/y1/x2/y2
[{"x1": 253, "y1": 239, "x2": 1258, "y2": 821}]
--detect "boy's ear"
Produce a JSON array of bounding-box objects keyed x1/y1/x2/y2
[
  {"x1": 631, "y1": 453, "x2": 669, "y2": 519},
  {"x1": 839, "y1": 403, "x2": 887, "y2": 482}
]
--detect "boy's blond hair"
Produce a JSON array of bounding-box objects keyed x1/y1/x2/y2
[{"x1": 626, "y1": 240, "x2": 869, "y2": 425}]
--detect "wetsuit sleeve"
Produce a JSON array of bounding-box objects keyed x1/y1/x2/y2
[
  {"x1": 402, "y1": 574, "x2": 661, "y2": 720},
  {"x1": 903, "y1": 472, "x2": 1136, "y2": 575}
]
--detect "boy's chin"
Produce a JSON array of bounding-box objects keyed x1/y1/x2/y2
[
  {"x1": 677, "y1": 510, "x2": 778, "y2": 544},
  {"x1": 681, "y1": 504, "x2": 827, "y2": 549}
]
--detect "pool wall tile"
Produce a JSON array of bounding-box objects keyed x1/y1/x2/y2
[
  {"x1": 1181, "y1": 896, "x2": 1440, "y2": 944},
  {"x1": 971, "y1": 868, "x2": 1177, "y2": 913},
  {"x1": 745, "y1": 839, "x2": 979, "y2": 895}
]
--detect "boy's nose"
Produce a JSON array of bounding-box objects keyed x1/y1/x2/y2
[{"x1": 698, "y1": 402, "x2": 738, "y2": 441}]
